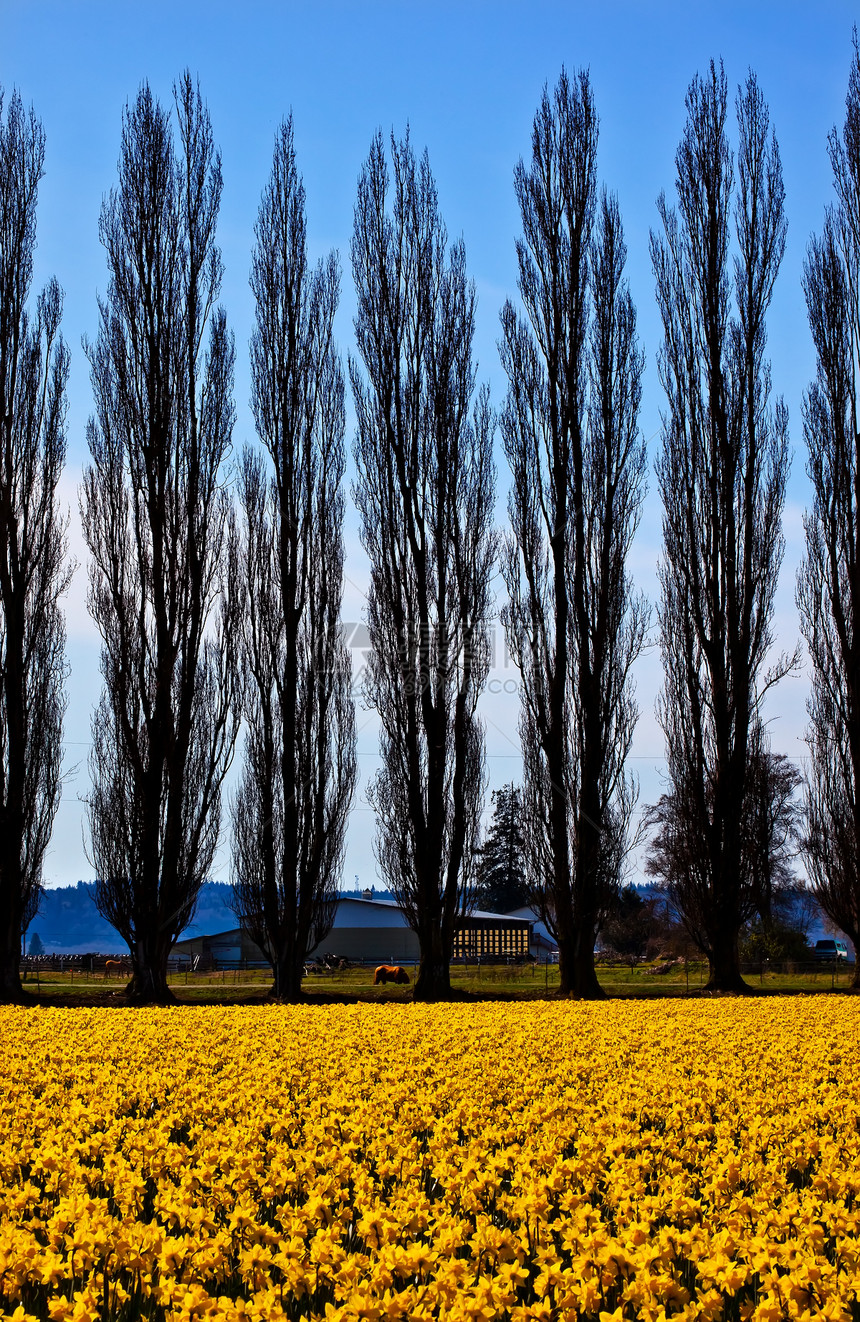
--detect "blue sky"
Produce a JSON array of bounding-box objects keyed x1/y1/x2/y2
[{"x1": 2, "y1": 0, "x2": 857, "y2": 890}]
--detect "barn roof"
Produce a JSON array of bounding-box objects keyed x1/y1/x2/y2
[{"x1": 342, "y1": 896, "x2": 530, "y2": 923}]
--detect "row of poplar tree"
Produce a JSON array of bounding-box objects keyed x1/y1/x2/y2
[{"x1": 3, "y1": 45, "x2": 860, "y2": 1004}]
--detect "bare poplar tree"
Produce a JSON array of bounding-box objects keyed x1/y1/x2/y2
[
  {"x1": 650, "y1": 62, "x2": 795, "y2": 991},
  {"x1": 501, "y1": 69, "x2": 648, "y2": 999},
  {"x1": 231, "y1": 120, "x2": 356, "y2": 1000},
  {"x1": 352, "y1": 131, "x2": 496, "y2": 1000},
  {"x1": 798, "y1": 34, "x2": 860, "y2": 989},
  {"x1": 0, "y1": 90, "x2": 70, "y2": 1001},
  {"x1": 81, "y1": 75, "x2": 241, "y2": 1003}
]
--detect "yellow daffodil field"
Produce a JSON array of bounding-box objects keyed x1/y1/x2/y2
[{"x1": 1, "y1": 1000, "x2": 859, "y2": 1322}]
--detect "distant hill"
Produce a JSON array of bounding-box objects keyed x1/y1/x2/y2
[{"x1": 26, "y1": 881, "x2": 240, "y2": 956}]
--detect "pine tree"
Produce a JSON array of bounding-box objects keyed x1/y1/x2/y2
[{"x1": 474, "y1": 785, "x2": 529, "y2": 913}]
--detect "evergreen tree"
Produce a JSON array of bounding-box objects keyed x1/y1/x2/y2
[{"x1": 474, "y1": 785, "x2": 529, "y2": 912}]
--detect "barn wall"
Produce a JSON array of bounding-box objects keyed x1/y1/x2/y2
[{"x1": 309, "y1": 926, "x2": 420, "y2": 963}]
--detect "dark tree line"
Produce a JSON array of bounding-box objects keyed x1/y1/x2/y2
[{"x1": 10, "y1": 50, "x2": 860, "y2": 1003}]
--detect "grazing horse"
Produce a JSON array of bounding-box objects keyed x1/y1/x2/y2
[
  {"x1": 373, "y1": 964, "x2": 410, "y2": 986},
  {"x1": 104, "y1": 959, "x2": 129, "y2": 978}
]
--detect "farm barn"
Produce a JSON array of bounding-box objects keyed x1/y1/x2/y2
[
  {"x1": 172, "y1": 896, "x2": 532, "y2": 967},
  {"x1": 313, "y1": 896, "x2": 532, "y2": 964}
]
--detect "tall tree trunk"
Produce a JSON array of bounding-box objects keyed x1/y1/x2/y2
[
  {"x1": 129, "y1": 931, "x2": 176, "y2": 1004},
  {"x1": 799, "y1": 38, "x2": 860, "y2": 966},
  {"x1": 704, "y1": 910, "x2": 748, "y2": 992},
  {"x1": 272, "y1": 951, "x2": 305, "y2": 1002},
  {"x1": 568, "y1": 920, "x2": 604, "y2": 999},
  {"x1": 0, "y1": 906, "x2": 28, "y2": 1002},
  {"x1": 414, "y1": 920, "x2": 452, "y2": 1000},
  {"x1": 83, "y1": 76, "x2": 241, "y2": 1004},
  {"x1": 551, "y1": 785, "x2": 577, "y2": 998},
  {"x1": 231, "y1": 120, "x2": 355, "y2": 1001}
]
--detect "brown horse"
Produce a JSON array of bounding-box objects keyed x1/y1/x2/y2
[
  {"x1": 104, "y1": 959, "x2": 130, "y2": 978},
  {"x1": 373, "y1": 964, "x2": 410, "y2": 986}
]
